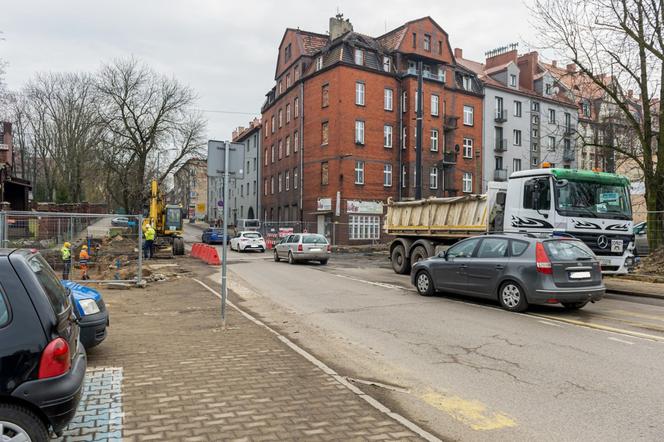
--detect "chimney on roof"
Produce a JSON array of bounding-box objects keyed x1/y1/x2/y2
[
  {"x1": 329, "y1": 13, "x2": 353, "y2": 40},
  {"x1": 551, "y1": 60, "x2": 557, "y2": 68},
  {"x1": 485, "y1": 43, "x2": 519, "y2": 69},
  {"x1": 454, "y1": 48, "x2": 463, "y2": 59},
  {"x1": 566, "y1": 63, "x2": 577, "y2": 72},
  {"x1": 232, "y1": 126, "x2": 245, "y2": 142}
]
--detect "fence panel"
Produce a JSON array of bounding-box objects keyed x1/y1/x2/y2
[{"x1": 0, "y1": 211, "x2": 143, "y2": 284}]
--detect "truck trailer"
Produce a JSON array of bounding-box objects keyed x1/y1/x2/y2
[{"x1": 386, "y1": 168, "x2": 635, "y2": 275}]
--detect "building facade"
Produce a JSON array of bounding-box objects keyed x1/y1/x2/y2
[
  {"x1": 0, "y1": 122, "x2": 31, "y2": 210},
  {"x1": 230, "y1": 119, "x2": 262, "y2": 223},
  {"x1": 261, "y1": 15, "x2": 484, "y2": 243},
  {"x1": 458, "y1": 48, "x2": 578, "y2": 191},
  {"x1": 173, "y1": 158, "x2": 208, "y2": 221}
]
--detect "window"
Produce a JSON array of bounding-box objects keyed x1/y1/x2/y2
[
  {"x1": 384, "y1": 125, "x2": 393, "y2": 148},
  {"x1": 321, "y1": 122, "x2": 329, "y2": 145},
  {"x1": 285, "y1": 171, "x2": 290, "y2": 191},
  {"x1": 0, "y1": 290, "x2": 9, "y2": 327},
  {"x1": 532, "y1": 127, "x2": 539, "y2": 138},
  {"x1": 355, "y1": 120, "x2": 365, "y2": 144},
  {"x1": 463, "y1": 105, "x2": 474, "y2": 126},
  {"x1": 564, "y1": 112, "x2": 571, "y2": 128},
  {"x1": 402, "y1": 164, "x2": 407, "y2": 188},
  {"x1": 402, "y1": 127, "x2": 407, "y2": 149},
  {"x1": 271, "y1": 116, "x2": 275, "y2": 133},
  {"x1": 384, "y1": 88, "x2": 393, "y2": 111},
  {"x1": 354, "y1": 48, "x2": 364, "y2": 65},
  {"x1": 278, "y1": 173, "x2": 283, "y2": 192},
  {"x1": 523, "y1": 177, "x2": 551, "y2": 210},
  {"x1": 278, "y1": 139, "x2": 283, "y2": 159},
  {"x1": 240, "y1": 184, "x2": 244, "y2": 197},
  {"x1": 463, "y1": 138, "x2": 473, "y2": 158},
  {"x1": 532, "y1": 157, "x2": 539, "y2": 166},
  {"x1": 514, "y1": 101, "x2": 522, "y2": 117},
  {"x1": 355, "y1": 161, "x2": 365, "y2": 184},
  {"x1": 294, "y1": 130, "x2": 299, "y2": 152},
  {"x1": 264, "y1": 123, "x2": 268, "y2": 138},
  {"x1": 412, "y1": 166, "x2": 417, "y2": 188},
  {"x1": 355, "y1": 82, "x2": 365, "y2": 106},
  {"x1": 321, "y1": 162, "x2": 329, "y2": 185},
  {"x1": 463, "y1": 76, "x2": 472, "y2": 91},
  {"x1": 513, "y1": 158, "x2": 522, "y2": 172},
  {"x1": 383, "y1": 56, "x2": 391, "y2": 72},
  {"x1": 545, "y1": 83, "x2": 552, "y2": 95},
  {"x1": 532, "y1": 101, "x2": 540, "y2": 112},
  {"x1": 495, "y1": 156, "x2": 504, "y2": 171},
  {"x1": 270, "y1": 176, "x2": 274, "y2": 194},
  {"x1": 430, "y1": 129, "x2": 439, "y2": 151},
  {"x1": 532, "y1": 142, "x2": 538, "y2": 152},
  {"x1": 477, "y1": 238, "x2": 509, "y2": 258},
  {"x1": 284, "y1": 43, "x2": 292, "y2": 61},
  {"x1": 438, "y1": 40, "x2": 443, "y2": 55},
  {"x1": 278, "y1": 81, "x2": 283, "y2": 95},
  {"x1": 564, "y1": 138, "x2": 571, "y2": 151},
  {"x1": 429, "y1": 167, "x2": 438, "y2": 189},
  {"x1": 402, "y1": 91, "x2": 408, "y2": 112},
  {"x1": 431, "y1": 94, "x2": 439, "y2": 116},
  {"x1": 462, "y1": 172, "x2": 473, "y2": 193},
  {"x1": 286, "y1": 135, "x2": 291, "y2": 156},
  {"x1": 264, "y1": 148, "x2": 268, "y2": 166},
  {"x1": 548, "y1": 136, "x2": 556, "y2": 151},
  {"x1": 424, "y1": 34, "x2": 431, "y2": 51},
  {"x1": 322, "y1": 84, "x2": 329, "y2": 107},
  {"x1": 412, "y1": 32, "x2": 417, "y2": 48},
  {"x1": 447, "y1": 238, "x2": 480, "y2": 259},
  {"x1": 316, "y1": 56, "x2": 323, "y2": 71},
  {"x1": 384, "y1": 163, "x2": 393, "y2": 187},
  {"x1": 286, "y1": 104, "x2": 291, "y2": 123},
  {"x1": 582, "y1": 101, "x2": 591, "y2": 117},
  {"x1": 271, "y1": 144, "x2": 275, "y2": 163},
  {"x1": 253, "y1": 158, "x2": 256, "y2": 171},
  {"x1": 253, "y1": 180, "x2": 256, "y2": 194},
  {"x1": 548, "y1": 108, "x2": 556, "y2": 124},
  {"x1": 513, "y1": 129, "x2": 522, "y2": 146},
  {"x1": 286, "y1": 73, "x2": 291, "y2": 88},
  {"x1": 294, "y1": 97, "x2": 299, "y2": 117},
  {"x1": 349, "y1": 215, "x2": 380, "y2": 240},
  {"x1": 278, "y1": 109, "x2": 283, "y2": 127},
  {"x1": 495, "y1": 96, "x2": 504, "y2": 116},
  {"x1": 510, "y1": 74, "x2": 517, "y2": 87},
  {"x1": 264, "y1": 178, "x2": 268, "y2": 196}
]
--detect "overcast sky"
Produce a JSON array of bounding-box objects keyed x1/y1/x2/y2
[{"x1": 1, "y1": 0, "x2": 543, "y2": 140}]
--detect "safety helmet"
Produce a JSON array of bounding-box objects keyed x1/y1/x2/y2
[
  {"x1": 82, "y1": 245, "x2": 88, "y2": 250},
  {"x1": 64, "y1": 242, "x2": 71, "y2": 248}
]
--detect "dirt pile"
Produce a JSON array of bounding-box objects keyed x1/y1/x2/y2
[{"x1": 635, "y1": 247, "x2": 664, "y2": 276}]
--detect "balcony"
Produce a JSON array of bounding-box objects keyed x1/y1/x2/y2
[
  {"x1": 494, "y1": 109, "x2": 507, "y2": 123},
  {"x1": 564, "y1": 124, "x2": 576, "y2": 136},
  {"x1": 406, "y1": 67, "x2": 445, "y2": 83},
  {"x1": 494, "y1": 138, "x2": 507, "y2": 152},
  {"x1": 443, "y1": 115, "x2": 459, "y2": 131},
  {"x1": 563, "y1": 149, "x2": 575, "y2": 162},
  {"x1": 494, "y1": 168, "x2": 508, "y2": 181},
  {"x1": 441, "y1": 151, "x2": 457, "y2": 166}
]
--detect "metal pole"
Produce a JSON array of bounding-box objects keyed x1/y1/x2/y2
[
  {"x1": 69, "y1": 216, "x2": 74, "y2": 243},
  {"x1": 415, "y1": 60, "x2": 423, "y2": 200},
  {"x1": 0, "y1": 212, "x2": 4, "y2": 247},
  {"x1": 137, "y1": 215, "x2": 143, "y2": 285},
  {"x1": 221, "y1": 141, "x2": 230, "y2": 328}
]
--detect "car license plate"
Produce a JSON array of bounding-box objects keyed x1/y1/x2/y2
[
  {"x1": 611, "y1": 239, "x2": 623, "y2": 252},
  {"x1": 570, "y1": 271, "x2": 591, "y2": 279},
  {"x1": 310, "y1": 248, "x2": 321, "y2": 252}
]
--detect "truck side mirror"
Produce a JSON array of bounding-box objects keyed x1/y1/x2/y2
[{"x1": 496, "y1": 192, "x2": 506, "y2": 206}]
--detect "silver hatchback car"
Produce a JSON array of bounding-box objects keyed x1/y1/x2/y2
[
  {"x1": 274, "y1": 233, "x2": 331, "y2": 265},
  {"x1": 411, "y1": 233, "x2": 605, "y2": 312}
]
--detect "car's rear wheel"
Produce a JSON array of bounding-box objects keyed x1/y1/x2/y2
[
  {"x1": 415, "y1": 271, "x2": 435, "y2": 296},
  {"x1": 288, "y1": 252, "x2": 295, "y2": 264},
  {"x1": 274, "y1": 250, "x2": 280, "y2": 262},
  {"x1": 391, "y1": 244, "x2": 410, "y2": 274},
  {"x1": 0, "y1": 404, "x2": 49, "y2": 442},
  {"x1": 410, "y1": 246, "x2": 428, "y2": 268},
  {"x1": 498, "y1": 281, "x2": 528, "y2": 312},
  {"x1": 562, "y1": 301, "x2": 588, "y2": 310}
]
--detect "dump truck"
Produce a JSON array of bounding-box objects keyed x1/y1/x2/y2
[{"x1": 386, "y1": 168, "x2": 635, "y2": 275}]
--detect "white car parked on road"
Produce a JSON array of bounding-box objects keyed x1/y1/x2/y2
[{"x1": 230, "y1": 231, "x2": 266, "y2": 253}]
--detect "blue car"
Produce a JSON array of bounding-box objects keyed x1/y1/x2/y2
[
  {"x1": 202, "y1": 228, "x2": 229, "y2": 244},
  {"x1": 61, "y1": 280, "x2": 109, "y2": 348}
]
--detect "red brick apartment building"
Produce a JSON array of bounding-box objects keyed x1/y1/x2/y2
[{"x1": 261, "y1": 15, "x2": 483, "y2": 243}]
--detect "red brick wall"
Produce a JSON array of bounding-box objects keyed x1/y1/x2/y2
[{"x1": 0, "y1": 122, "x2": 12, "y2": 166}]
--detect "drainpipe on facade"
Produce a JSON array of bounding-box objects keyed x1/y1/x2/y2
[
  {"x1": 415, "y1": 60, "x2": 423, "y2": 200},
  {"x1": 398, "y1": 80, "x2": 403, "y2": 201},
  {"x1": 299, "y1": 81, "x2": 304, "y2": 224}
]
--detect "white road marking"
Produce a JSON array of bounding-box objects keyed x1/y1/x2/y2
[
  {"x1": 538, "y1": 320, "x2": 563, "y2": 327},
  {"x1": 608, "y1": 336, "x2": 635, "y2": 345},
  {"x1": 332, "y1": 273, "x2": 413, "y2": 291},
  {"x1": 192, "y1": 278, "x2": 441, "y2": 442}
]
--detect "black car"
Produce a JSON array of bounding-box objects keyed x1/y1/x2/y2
[{"x1": 0, "y1": 249, "x2": 87, "y2": 440}]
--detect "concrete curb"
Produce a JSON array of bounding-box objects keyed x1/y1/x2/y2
[{"x1": 604, "y1": 286, "x2": 664, "y2": 300}]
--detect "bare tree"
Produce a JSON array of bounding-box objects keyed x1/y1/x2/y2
[
  {"x1": 96, "y1": 57, "x2": 206, "y2": 213},
  {"x1": 532, "y1": 0, "x2": 664, "y2": 249}
]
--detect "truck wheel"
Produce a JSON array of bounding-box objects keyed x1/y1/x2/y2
[
  {"x1": 173, "y1": 238, "x2": 185, "y2": 255},
  {"x1": 0, "y1": 403, "x2": 49, "y2": 442},
  {"x1": 410, "y1": 246, "x2": 428, "y2": 268},
  {"x1": 391, "y1": 244, "x2": 410, "y2": 274}
]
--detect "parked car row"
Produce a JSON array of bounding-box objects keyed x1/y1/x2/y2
[
  {"x1": 0, "y1": 249, "x2": 109, "y2": 441},
  {"x1": 411, "y1": 233, "x2": 605, "y2": 312}
]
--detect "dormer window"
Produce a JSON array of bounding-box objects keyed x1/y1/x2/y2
[
  {"x1": 545, "y1": 83, "x2": 552, "y2": 95},
  {"x1": 316, "y1": 56, "x2": 323, "y2": 71},
  {"x1": 383, "y1": 56, "x2": 391, "y2": 72},
  {"x1": 463, "y1": 76, "x2": 473, "y2": 91},
  {"x1": 354, "y1": 48, "x2": 364, "y2": 65},
  {"x1": 510, "y1": 74, "x2": 517, "y2": 87}
]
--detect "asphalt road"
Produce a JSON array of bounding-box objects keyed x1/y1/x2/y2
[{"x1": 185, "y1": 225, "x2": 664, "y2": 441}]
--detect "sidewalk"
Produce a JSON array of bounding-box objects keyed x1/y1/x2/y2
[
  {"x1": 605, "y1": 277, "x2": 664, "y2": 300},
  {"x1": 61, "y1": 258, "x2": 423, "y2": 441}
]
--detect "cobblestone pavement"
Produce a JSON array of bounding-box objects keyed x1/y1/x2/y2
[{"x1": 61, "y1": 258, "x2": 423, "y2": 441}]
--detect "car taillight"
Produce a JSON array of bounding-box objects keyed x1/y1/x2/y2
[
  {"x1": 327, "y1": 244, "x2": 331, "y2": 252},
  {"x1": 535, "y1": 242, "x2": 553, "y2": 274},
  {"x1": 39, "y1": 337, "x2": 71, "y2": 379},
  {"x1": 297, "y1": 244, "x2": 303, "y2": 252}
]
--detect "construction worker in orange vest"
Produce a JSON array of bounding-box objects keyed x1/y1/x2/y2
[{"x1": 79, "y1": 245, "x2": 90, "y2": 280}]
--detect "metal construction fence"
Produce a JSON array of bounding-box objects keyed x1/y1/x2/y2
[
  {"x1": 0, "y1": 211, "x2": 143, "y2": 284},
  {"x1": 259, "y1": 220, "x2": 385, "y2": 246}
]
